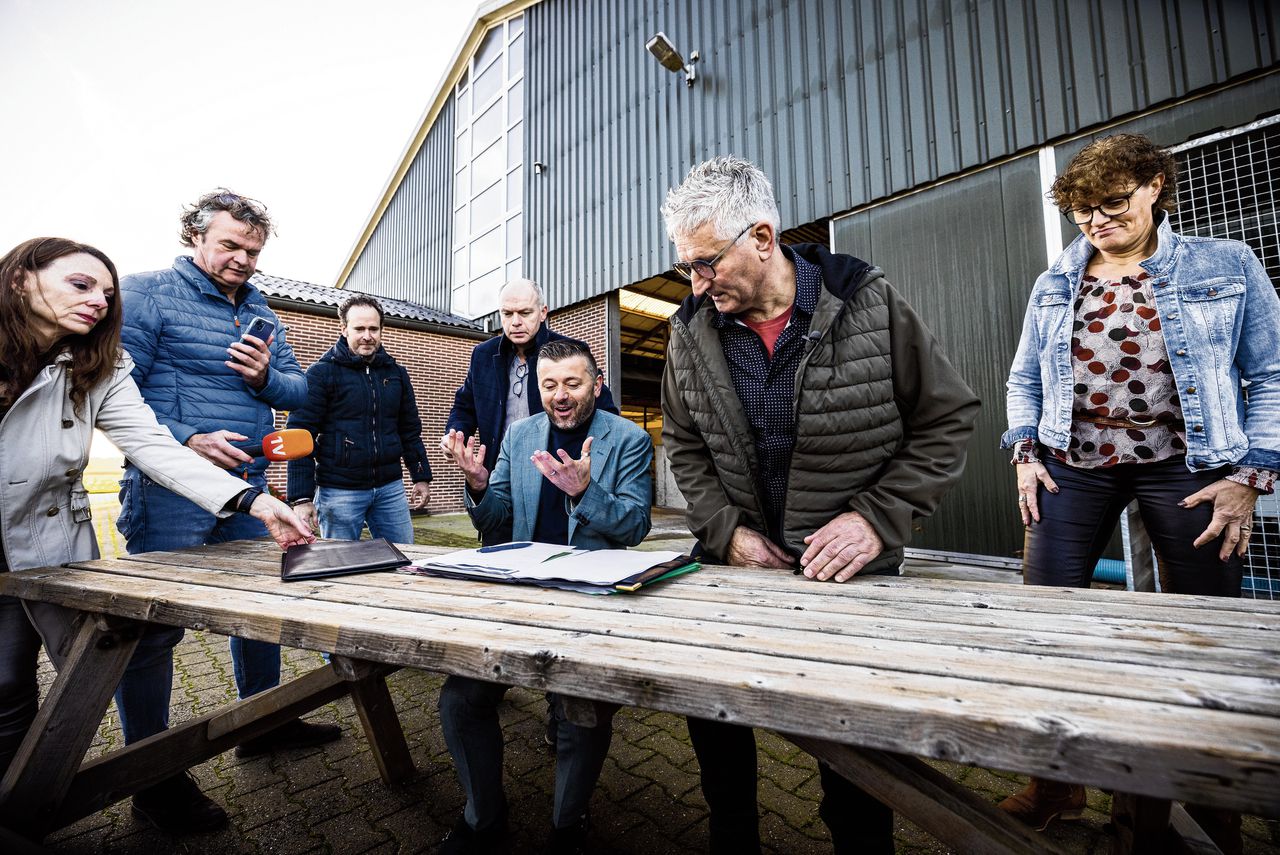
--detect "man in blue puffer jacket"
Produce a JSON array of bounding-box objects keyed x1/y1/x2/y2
[
  {"x1": 117, "y1": 190, "x2": 341, "y2": 833},
  {"x1": 286, "y1": 294, "x2": 432, "y2": 542}
]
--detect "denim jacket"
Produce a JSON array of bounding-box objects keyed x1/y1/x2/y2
[{"x1": 1003, "y1": 214, "x2": 1280, "y2": 472}]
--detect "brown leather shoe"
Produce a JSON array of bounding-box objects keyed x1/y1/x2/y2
[{"x1": 997, "y1": 776, "x2": 1086, "y2": 831}]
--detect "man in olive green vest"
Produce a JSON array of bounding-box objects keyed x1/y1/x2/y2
[{"x1": 659, "y1": 155, "x2": 979, "y2": 855}]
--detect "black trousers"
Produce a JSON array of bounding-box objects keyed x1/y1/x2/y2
[
  {"x1": 686, "y1": 716, "x2": 894, "y2": 855},
  {"x1": 1024, "y1": 456, "x2": 1244, "y2": 596},
  {"x1": 0, "y1": 595, "x2": 42, "y2": 780}
]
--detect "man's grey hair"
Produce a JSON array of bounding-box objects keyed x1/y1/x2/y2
[
  {"x1": 179, "y1": 188, "x2": 275, "y2": 247},
  {"x1": 499, "y1": 278, "x2": 546, "y2": 308},
  {"x1": 661, "y1": 155, "x2": 782, "y2": 243}
]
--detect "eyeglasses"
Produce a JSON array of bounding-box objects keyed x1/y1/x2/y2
[
  {"x1": 512, "y1": 360, "x2": 528, "y2": 398},
  {"x1": 1062, "y1": 186, "x2": 1141, "y2": 225},
  {"x1": 672, "y1": 224, "x2": 753, "y2": 282}
]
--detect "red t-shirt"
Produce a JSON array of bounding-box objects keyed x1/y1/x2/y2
[{"x1": 741, "y1": 306, "x2": 794, "y2": 359}]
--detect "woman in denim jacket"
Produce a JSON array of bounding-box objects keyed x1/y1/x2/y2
[{"x1": 1000, "y1": 134, "x2": 1279, "y2": 845}]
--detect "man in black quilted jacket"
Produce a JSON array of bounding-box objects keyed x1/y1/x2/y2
[{"x1": 287, "y1": 294, "x2": 432, "y2": 542}]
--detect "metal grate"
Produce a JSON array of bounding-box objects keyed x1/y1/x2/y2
[{"x1": 1168, "y1": 116, "x2": 1280, "y2": 599}]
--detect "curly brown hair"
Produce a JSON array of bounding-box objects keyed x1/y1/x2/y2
[
  {"x1": 1049, "y1": 133, "x2": 1179, "y2": 215},
  {"x1": 179, "y1": 188, "x2": 274, "y2": 247},
  {"x1": 339, "y1": 294, "x2": 385, "y2": 325},
  {"x1": 0, "y1": 237, "x2": 123, "y2": 413}
]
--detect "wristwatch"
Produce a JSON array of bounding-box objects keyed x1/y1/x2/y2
[{"x1": 233, "y1": 487, "x2": 263, "y2": 514}]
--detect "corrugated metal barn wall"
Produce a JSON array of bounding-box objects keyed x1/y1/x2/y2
[
  {"x1": 833, "y1": 73, "x2": 1280, "y2": 559},
  {"x1": 346, "y1": 100, "x2": 455, "y2": 305},
  {"x1": 523, "y1": 0, "x2": 1278, "y2": 308}
]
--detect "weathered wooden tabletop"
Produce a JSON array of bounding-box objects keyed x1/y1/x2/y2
[{"x1": 2, "y1": 538, "x2": 1277, "y2": 842}]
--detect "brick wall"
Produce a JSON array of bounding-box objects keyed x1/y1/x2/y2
[
  {"x1": 262, "y1": 299, "x2": 613, "y2": 515},
  {"x1": 548, "y1": 296, "x2": 610, "y2": 384},
  {"x1": 265, "y1": 306, "x2": 486, "y2": 514}
]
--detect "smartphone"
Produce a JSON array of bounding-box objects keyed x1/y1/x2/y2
[{"x1": 241, "y1": 316, "x2": 276, "y2": 344}]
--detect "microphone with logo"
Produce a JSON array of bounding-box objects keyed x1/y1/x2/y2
[{"x1": 234, "y1": 429, "x2": 314, "y2": 461}]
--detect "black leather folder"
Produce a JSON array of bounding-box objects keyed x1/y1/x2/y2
[{"x1": 280, "y1": 538, "x2": 410, "y2": 582}]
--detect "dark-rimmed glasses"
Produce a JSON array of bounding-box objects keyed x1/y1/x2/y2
[
  {"x1": 512, "y1": 360, "x2": 528, "y2": 398},
  {"x1": 672, "y1": 224, "x2": 753, "y2": 282},
  {"x1": 1062, "y1": 186, "x2": 1140, "y2": 225}
]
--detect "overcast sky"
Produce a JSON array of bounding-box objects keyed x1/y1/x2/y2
[{"x1": 0, "y1": 0, "x2": 480, "y2": 286}]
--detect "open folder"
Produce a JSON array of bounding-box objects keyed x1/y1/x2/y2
[
  {"x1": 401, "y1": 541, "x2": 700, "y2": 594},
  {"x1": 281, "y1": 538, "x2": 411, "y2": 582}
]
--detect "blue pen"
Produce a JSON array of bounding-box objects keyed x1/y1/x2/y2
[{"x1": 477, "y1": 542, "x2": 533, "y2": 553}]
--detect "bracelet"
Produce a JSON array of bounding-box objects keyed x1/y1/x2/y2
[
  {"x1": 289, "y1": 498, "x2": 314, "y2": 507},
  {"x1": 1010, "y1": 438, "x2": 1040, "y2": 466},
  {"x1": 234, "y1": 488, "x2": 263, "y2": 514}
]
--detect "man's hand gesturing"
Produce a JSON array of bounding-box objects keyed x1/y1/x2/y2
[
  {"x1": 531, "y1": 437, "x2": 593, "y2": 499},
  {"x1": 441, "y1": 429, "x2": 490, "y2": 492}
]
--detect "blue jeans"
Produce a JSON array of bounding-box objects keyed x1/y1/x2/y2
[
  {"x1": 118, "y1": 466, "x2": 282, "y2": 721},
  {"x1": 316, "y1": 481, "x2": 414, "y2": 543},
  {"x1": 439, "y1": 676, "x2": 618, "y2": 830}
]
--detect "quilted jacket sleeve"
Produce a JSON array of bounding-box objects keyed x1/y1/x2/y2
[
  {"x1": 120, "y1": 284, "x2": 201, "y2": 446},
  {"x1": 254, "y1": 321, "x2": 308, "y2": 411},
  {"x1": 660, "y1": 340, "x2": 744, "y2": 562},
  {"x1": 845, "y1": 281, "x2": 981, "y2": 549}
]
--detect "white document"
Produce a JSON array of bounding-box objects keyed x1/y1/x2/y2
[
  {"x1": 520, "y1": 549, "x2": 682, "y2": 584},
  {"x1": 414, "y1": 541, "x2": 578, "y2": 575},
  {"x1": 413, "y1": 542, "x2": 681, "y2": 585}
]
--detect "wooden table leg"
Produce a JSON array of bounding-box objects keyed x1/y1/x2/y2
[
  {"x1": 54, "y1": 663, "x2": 351, "y2": 829},
  {"x1": 0, "y1": 613, "x2": 142, "y2": 838},
  {"x1": 331, "y1": 656, "x2": 413, "y2": 784},
  {"x1": 789, "y1": 735, "x2": 1070, "y2": 855},
  {"x1": 1110, "y1": 792, "x2": 1175, "y2": 854},
  {"x1": 1168, "y1": 803, "x2": 1225, "y2": 855}
]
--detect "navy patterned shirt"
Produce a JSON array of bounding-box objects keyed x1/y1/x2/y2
[{"x1": 713, "y1": 250, "x2": 822, "y2": 544}]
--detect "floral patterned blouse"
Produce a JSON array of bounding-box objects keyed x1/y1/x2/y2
[{"x1": 1012, "y1": 271, "x2": 1276, "y2": 493}]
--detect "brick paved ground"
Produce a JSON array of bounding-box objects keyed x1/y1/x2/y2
[{"x1": 32, "y1": 505, "x2": 1279, "y2": 854}]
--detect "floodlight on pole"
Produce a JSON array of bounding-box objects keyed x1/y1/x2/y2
[{"x1": 646, "y1": 32, "x2": 699, "y2": 87}]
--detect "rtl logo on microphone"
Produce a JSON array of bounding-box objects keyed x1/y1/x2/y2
[{"x1": 262, "y1": 429, "x2": 314, "y2": 461}]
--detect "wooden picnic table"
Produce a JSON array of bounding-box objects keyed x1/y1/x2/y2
[{"x1": 0, "y1": 539, "x2": 1276, "y2": 853}]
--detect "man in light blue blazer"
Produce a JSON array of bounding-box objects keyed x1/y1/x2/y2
[{"x1": 439, "y1": 338, "x2": 653, "y2": 854}]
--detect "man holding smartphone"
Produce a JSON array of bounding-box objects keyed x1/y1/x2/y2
[{"x1": 116, "y1": 189, "x2": 341, "y2": 833}]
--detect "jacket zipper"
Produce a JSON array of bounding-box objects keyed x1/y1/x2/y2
[
  {"x1": 780, "y1": 280, "x2": 854, "y2": 542},
  {"x1": 368, "y1": 364, "x2": 379, "y2": 483}
]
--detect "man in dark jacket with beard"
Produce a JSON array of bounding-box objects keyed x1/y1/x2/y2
[
  {"x1": 287, "y1": 295, "x2": 431, "y2": 542},
  {"x1": 660, "y1": 156, "x2": 980, "y2": 855}
]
